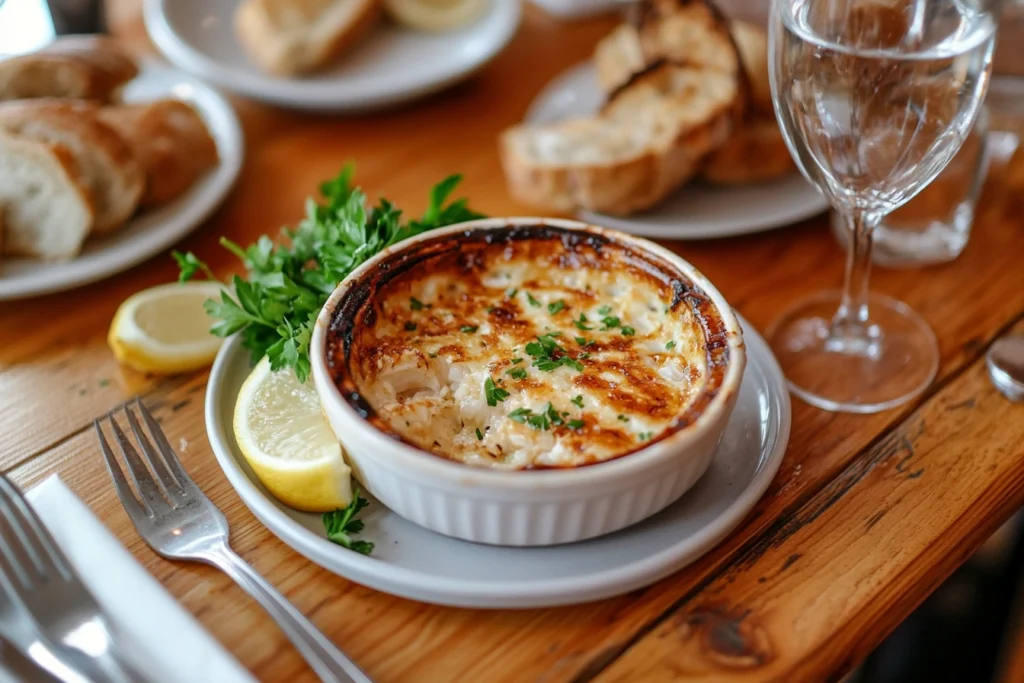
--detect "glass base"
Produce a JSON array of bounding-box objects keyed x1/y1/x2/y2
[{"x1": 767, "y1": 291, "x2": 939, "y2": 414}]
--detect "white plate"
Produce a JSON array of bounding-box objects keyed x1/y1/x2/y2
[
  {"x1": 0, "y1": 60, "x2": 243, "y2": 301},
  {"x1": 144, "y1": 0, "x2": 522, "y2": 112},
  {"x1": 204, "y1": 317, "x2": 790, "y2": 608},
  {"x1": 526, "y1": 62, "x2": 829, "y2": 240}
]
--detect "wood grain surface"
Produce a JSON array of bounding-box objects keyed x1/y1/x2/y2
[{"x1": 0, "y1": 4, "x2": 1023, "y2": 682}]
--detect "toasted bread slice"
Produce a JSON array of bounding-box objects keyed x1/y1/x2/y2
[
  {"x1": 234, "y1": 0, "x2": 381, "y2": 76},
  {"x1": 700, "y1": 115, "x2": 794, "y2": 184},
  {"x1": 594, "y1": 24, "x2": 646, "y2": 94},
  {"x1": 0, "y1": 132, "x2": 94, "y2": 259},
  {"x1": 730, "y1": 20, "x2": 771, "y2": 116},
  {"x1": 0, "y1": 35, "x2": 138, "y2": 102},
  {"x1": 98, "y1": 99, "x2": 219, "y2": 209},
  {"x1": 631, "y1": 0, "x2": 741, "y2": 77},
  {"x1": 502, "y1": 63, "x2": 739, "y2": 215},
  {"x1": 0, "y1": 99, "x2": 144, "y2": 235}
]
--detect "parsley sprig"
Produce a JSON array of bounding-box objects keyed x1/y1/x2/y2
[
  {"x1": 525, "y1": 333, "x2": 584, "y2": 372},
  {"x1": 173, "y1": 166, "x2": 484, "y2": 382},
  {"x1": 322, "y1": 486, "x2": 374, "y2": 555}
]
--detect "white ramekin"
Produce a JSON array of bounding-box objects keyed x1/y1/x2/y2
[{"x1": 310, "y1": 217, "x2": 746, "y2": 546}]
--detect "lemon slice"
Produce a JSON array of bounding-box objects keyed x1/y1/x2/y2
[
  {"x1": 384, "y1": 0, "x2": 488, "y2": 31},
  {"x1": 108, "y1": 281, "x2": 226, "y2": 374},
  {"x1": 233, "y1": 356, "x2": 352, "y2": 512}
]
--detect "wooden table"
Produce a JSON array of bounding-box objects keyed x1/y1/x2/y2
[{"x1": 3, "y1": 6, "x2": 1024, "y2": 682}]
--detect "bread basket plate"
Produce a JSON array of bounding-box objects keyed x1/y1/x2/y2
[
  {"x1": 526, "y1": 62, "x2": 830, "y2": 240},
  {"x1": 144, "y1": 0, "x2": 521, "y2": 112},
  {"x1": 0, "y1": 60, "x2": 243, "y2": 301},
  {"x1": 204, "y1": 315, "x2": 789, "y2": 608}
]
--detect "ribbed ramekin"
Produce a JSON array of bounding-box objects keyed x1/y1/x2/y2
[{"x1": 310, "y1": 217, "x2": 746, "y2": 546}]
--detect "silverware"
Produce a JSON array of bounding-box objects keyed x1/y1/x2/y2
[
  {"x1": 0, "y1": 475, "x2": 147, "y2": 683},
  {"x1": 987, "y1": 334, "x2": 1024, "y2": 402},
  {"x1": 0, "y1": 633, "x2": 61, "y2": 682},
  {"x1": 96, "y1": 399, "x2": 371, "y2": 683}
]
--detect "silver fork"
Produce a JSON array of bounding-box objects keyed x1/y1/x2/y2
[
  {"x1": 96, "y1": 399, "x2": 371, "y2": 683},
  {"x1": 0, "y1": 474, "x2": 146, "y2": 683}
]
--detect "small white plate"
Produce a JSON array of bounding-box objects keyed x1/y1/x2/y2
[
  {"x1": 144, "y1": 0, "x2": 522, "y2": 112},
  {"x1": 0, "y1": 60, "x2": 244, "y2": 301},
  {"x1": 526, "y1": 62, "x2": 829, "y2": 240},
  {"x1": 204, "y1": 317, "x2": 790, "y2": 608}
]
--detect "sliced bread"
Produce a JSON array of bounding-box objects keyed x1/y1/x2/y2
[
  {"x1": 730, "y1": 20, "x2": 772, "y2": 116},
  {"x1": 0, "y1": 35, "x2": 138, "y2": 102},
  {"x1": 700, "y1": 115, "x2": 795, "y2": 184},
  {"x1": 594, "y1": 24, "x2": 646, "y2": 94},
  {"x1": 0, "y1": 132, "x2": 94, "y2": 259},
  {"x1": 97, "y1": 99, "x2": 219, "y2": 208},
  {"x1": 0, "y1": 99, "x2": 144, "y2": 235},
  {"x1": 501, "y1": 62, "x2": 739, "y2": 215},
  {"x1": 234, "y1": 0, "x2": 381, "y2": 76}
]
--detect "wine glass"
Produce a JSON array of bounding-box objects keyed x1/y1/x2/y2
[{"x1": 767, "y1": 0, "x2": 996, "y2": 413}]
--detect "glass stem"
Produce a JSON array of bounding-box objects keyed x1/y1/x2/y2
[{"x1": 832, "y1": 208, "x2": 879, "y2": 342}]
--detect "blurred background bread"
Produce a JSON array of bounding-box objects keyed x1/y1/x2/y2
[
  {"x1": 234, "y1": 0, "x2": 381, "y2": 76},
  {"x1": 0, "y1": 35, "x2": 138, "y2": 102}
]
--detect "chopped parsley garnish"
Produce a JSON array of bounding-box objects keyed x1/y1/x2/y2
[
  {"x1": 600, "y1": 316, "x2": 621, "y2": 330},
  {"x1": 511, "y1": 357, "x2": 523, "y2": 364},
  {"x1": 507, "y1": 288, "x2": 518, "y2": 298},
  {"x1": 410, "y1": 297, "x2": 425, "y2": 311},
  {"x1": 548, "y1": 300, "x2": 566, "y2": 315},
  {"x1": 507, "y1": 407, "x2": 532, "y2": 424},
  {"x1": 484, "y1": 377, "x2": 509, "y2": 406},
  {"x1": 579, "y1": 352, "x2": 591, "y2": 359},
  {"x1": 526, "y1": 292, "x2": 542, "y2": 308},
  {"x1": 571, "y1": 395, "x2": 584, "y2": 408},
  {"x1": 428, "y1": 352, "x2": 438, "y2": 358},
  {"x1": 638, "y1": 432, "x2": 653, "y2": 442},
  {"x1": 475, "y1": 428, "x2": 484, "y2": 440},
  {"x1": 597, "y1": 305, "x2": 612, "y2": 315},
  {"x1": 506, "y1": 367, "x2": 528, "y2": 380},
  {"x1": 404, "y1": 322, "x2": 417, "y2": 331},
  {"x1": 568, "y1": 419, "x2": 585, "y2": 430},
  {"x1": 665, "y1": 340, "x2": 676, "y2": 351},
  {"x1": 575, "y1": 336, "x2": 595, "y2": 347},
  {"x1": 621, "y1": 326, "x2": 636, "y2": 336},
  {"x1": 485, "y1": 306, "x2": 494, "y2": 314},
  {"x1": 545, "y1": 402, "x2": 564, "y2": 427},
  {"x1": 617, "y1": 414, "x2": 629, "y2": 422},
  {"x1": 460, "y1": 325, "x2": 479, "y2": 333},
  {"x1": 322, "y1": 486, "x2": 373, "y2": 555},
  {"x1": 525, "y1": 333, "x2": 584, "y2": 372},
  {"x1": 574, "y1": 313, "x2": 593, "y2": 331}
]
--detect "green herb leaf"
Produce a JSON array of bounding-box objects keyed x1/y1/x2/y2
[
  {"x1": 484, "y1": 377, "x2": 509, "y2": 406},
  {"x1": 461, "y1": 325, "x2": 479, "y2": 334},
  {"x1": 571, "y1": 395, "x2": 584, "y2": 408},
  {"x1": 573, "y1": 313, "x2": 593, "y2": 331},
  {"x1": 545, "y1": 402, "x2": 563, "y2": 427},
  {"x1": 568, "y1": 419, "x2": 585, "y2": 430},
  {"x1": 322, "y1": 486, "x2": 373, "y2": 555},
  {"x1": 548, "y1": 300, "x2": 566, "y2": 315},
  {"x1": 172, "y1": 251, "x2": 214, "y2": 282},
  {"x1": 621, "y1": 326, "x2": 636, "y2": 336},
  {"x1": 404, "y1": 321, "x2": 417, "y2": 331},
  {"x1": 476, "y1": 428, "x2": 484, "y2": 440},
  {"x1": 617, "y1": 414, "x2": 629, "y2": 422},
  {"x1": 600, "y1": 316, "x2": 621, "y2": 331},
  {"x1": 597, "y1": 305, "x2": 612, "y2": 315},
  {"x1": 506, "y1": 288, "x2": 518, "y2": 299},
  {"x1": 526, "y1": 292, "x2": 541, "y2": 308},
  {"x1": 511, "y1": 357, "x2": 523, "y2": 364},
  {"x1": 410, "y1": 297, "x2": 425, "y2": 311},
  {"x1": 666, "y1": 340, "x2": 676, "y2": 350},
  {"x1": 507, "y1": 407, "x2": 531, "y2": 424},
  {"x1": 525, "y1": 333, "x2": 584, "y2": 373},
  {"x1": 506, "y1": 367, "x2": 528, "y2": 380},
  {"x1": 638, "y1": 432, "x2": 653, "y2": 442}
]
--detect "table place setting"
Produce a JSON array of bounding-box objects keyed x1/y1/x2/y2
[{"x1": 0, "y1": 0, "x2": 1023, "y2": 681}]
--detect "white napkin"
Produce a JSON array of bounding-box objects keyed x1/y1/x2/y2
[{"x1": 23, "y1": 475, "x2": 255, "y2": 683}]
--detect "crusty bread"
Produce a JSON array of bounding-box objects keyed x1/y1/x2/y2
[
  {"x1": 0, "y1": 99, "x2": 144, "y2": 235},
  {"x1": 0, "y1": 35, "x2": 138, "y2": 102},
  {"x1": 700, "y1": 115, "x2": 794, "y2": 184},
  {"x1": 594, "y1": 24, "x2": 646, "y2": 94},
  {"x1": 0, "y1": 132, "x2": 94, "y2": 259},
  {"x1": 631, "y1": 0, "x2": 742, "y2": 78},
  {"x1": 730, "y1": 20, "x2": 771, "y2": 116},
  {"x1": 97, "y1": 99, "x2": 219, "y2": 208},
  {"x1": 234, "y1": 0, "x2": 381, "y2": 76},
  {"x1": 501, "y1": 63, "x2": 739, "y2": 215}
]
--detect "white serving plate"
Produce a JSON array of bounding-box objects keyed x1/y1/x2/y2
[
  {"x1": 0, "y1": 60, "x2": 244, "y2": 301},
  {"x1": 526, "y1": 62, "x2": 829, "y2": 240},
  {"x1": 144, "y1": 0, "x2": 522, "y2": 112},
  {"x1": 204, "y1": 316, "x2": 790, "y2": 608}
]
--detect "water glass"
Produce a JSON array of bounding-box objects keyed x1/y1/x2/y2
[{"x1": 830, "y1": 107, "x2": 990, "y2": 268}]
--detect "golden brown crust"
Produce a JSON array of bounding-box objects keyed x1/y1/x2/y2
[
  {"x1": 700, "y1": 115, "x2": 795, "y2": 184},
  {"x1": 325, "y1": 224, "x2": 734, "y2": 470},
  {"x1": 97, "y1": 99, "x2": 219, "y2": 208},
  {"x1": 0, "y1": 35, "x2": 138, "y2": 102}
]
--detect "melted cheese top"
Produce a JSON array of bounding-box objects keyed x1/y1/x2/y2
[{"x1": 344, "y1": 237, "x2": 711, "y2": 470}]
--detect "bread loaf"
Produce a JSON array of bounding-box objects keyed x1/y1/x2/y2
[{"x1": 0, "y1": 35, "x2": 138, "y2": 102}]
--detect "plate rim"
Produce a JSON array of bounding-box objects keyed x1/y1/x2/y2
[
  {"x1": 0, "y1": 60, "x2": 244, "y2": 301},
  {"x1": 204, "y1": 316, "x2": 790, "y2": 608},
  {"x1": 144, "y1": 0, "x2": 522, "y2": 111},
  {"x1": 526, "y1": 60, "x2": 829, "y2": 240}
]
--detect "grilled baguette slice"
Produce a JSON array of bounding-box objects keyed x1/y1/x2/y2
[
  {"x1": 0, "y1": 100, "x2": 144, "y2": 235},
  {"x1": 0, "y1": 132, "x2": 94, "y2": 259},
  {"x1": 98, "y1": 99, "x2": 219, "y2": 209},
  {"x1": 234, "y1": 0, "x2": 381, "y2": 76},
  {"x1": 501, "y1": 63, "x2": 739, "y2": 215},
  {"x1": 700, "y1": 115, "x2": 794, "y2": 184},
  {"x1": 594, "y1": 24, "x2": 646, "y2": 94},
  {"x1": 0, "y1": 35, "x2": 138, "y2": 102},
  {"x1": 730, "y1": 20, "x2": 771, "y2": 116}
]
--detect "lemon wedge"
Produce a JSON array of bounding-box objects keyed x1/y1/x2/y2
[
  {"x1": 233, "y1": 356, "x2": 352, "y2": 512},
  {"x1": 384, "y1": 0, "x2": 488, "y2": 31},
  {"x1": 108, "y1": 281, "x2": 226, "y2": 374}
]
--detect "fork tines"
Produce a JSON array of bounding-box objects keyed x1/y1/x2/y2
[
  {"x1": 95, "y1": 399, "x2": 195, "y2": 517},
  {"x1": 0, "y1": 474, "x2": 72, "y2": 589}
]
